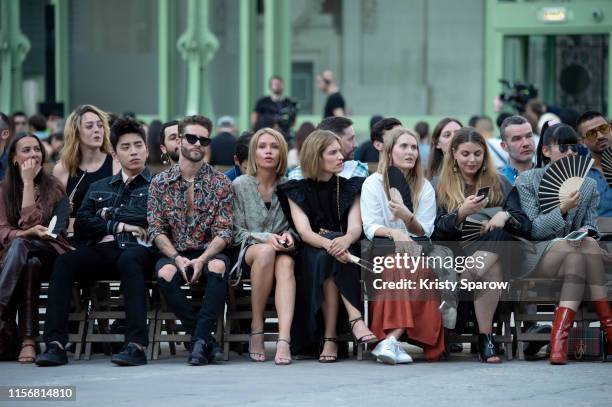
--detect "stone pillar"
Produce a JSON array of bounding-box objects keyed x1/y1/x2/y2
[
  {"x1": 0, "y1": 0, "x2": 31, "y2": 113},
  {"x1": 177, "y1": 0, "x2": 219, "y2": 118}
]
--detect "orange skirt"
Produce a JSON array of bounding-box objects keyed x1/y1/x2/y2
[{"x1": 369, "y1": 263, "x2": 445, "y2": 361}]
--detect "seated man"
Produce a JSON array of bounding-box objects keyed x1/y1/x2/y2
[
  {"x1": 36, "y1": 117, "x2": 156, "y2": 367},
  {"x1": 148, "y1": 115, "x2": 233, "y2": 366},
  {"x1": 577, "y1": 110, "x2": 612, "y2": 217},
  {"x1": 288, "y1": 116, "x2": 369, "y2": 179}
]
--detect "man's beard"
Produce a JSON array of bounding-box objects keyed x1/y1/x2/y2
[
  {"x1": 168, "y1": 150, "x2": 180, "y2": 163},
  {"x1": 180, "y1": 146, "x2": 204, "y2": 163}
]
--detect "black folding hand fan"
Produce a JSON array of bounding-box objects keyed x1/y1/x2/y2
[
  {"x1": 387, "y1": 166, "x2": 413, "y2": 212},
  {"x1": 538, "y1": 155, "x2": 594, "y2": 214},
  {"x1": 602, "y1": 147, "x2": 612, "y2": 188}
]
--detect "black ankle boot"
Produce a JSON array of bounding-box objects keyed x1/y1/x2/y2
[{"x1": 478, "y1": 333, "x2": 501, "y2": 364}]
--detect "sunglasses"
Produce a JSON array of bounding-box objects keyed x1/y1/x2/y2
[
  {"x1": 547, "y1": 144, "x2": 579, "y2": 154},
  {"x1": 584, "y1": 123, "x2": 611, "y2": 141},
  {"x1": 182, "y1": 133, "x2": 211, "y2": 147}
]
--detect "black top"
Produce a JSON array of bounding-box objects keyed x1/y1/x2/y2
[
  {"x1": 278, "y1": 176, "x2": 363, "y2": 234},
  {"x1": 210, "y1": 132, "x2": 237, "y2": 166},
  {"x1": 323, "y1": 92, "x2": 345, "y2": 118},
  {"x1": 67, "y1": 154, "x2": 114, "y2": 216},
  {"x1": 357, "y1": 141, "x2": 379, "y2": 163},
  {"x1": 264, "y1": 201, "x2": 272, "y2": 210}
]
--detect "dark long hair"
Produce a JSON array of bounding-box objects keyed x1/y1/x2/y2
[
  {"x1": 427, "y1": 117, "x2": 463, "y2": 178},
  {"x1": 2, "y1": 133, "x2": 63, "y2": 227}
]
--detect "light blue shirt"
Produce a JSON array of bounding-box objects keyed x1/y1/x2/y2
[{"x1": 587, "y1": 168, "x2": 612, "y2": 217}]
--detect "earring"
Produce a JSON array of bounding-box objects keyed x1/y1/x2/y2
[
  {"x1": 482, "y1": 164, "x2": 487, "y2": 172},
  {"x1": 453, "y1": 161, "x2": 458, "y2": 173},
  {"x1": 161, "y1": 153, "x2": 169, "y2": 165}
]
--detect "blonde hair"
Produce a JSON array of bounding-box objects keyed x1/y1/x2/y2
[
  {"x1": 377, "y1": 127, "x2": 425, "y2": 212},
  {"x1": 436, "y1": 127, "x2": 504, "y2": 212},
  {"x1": 299, "y1": 130, "x2": 341, "y2": 180},
  {"x1": 60, "y1": 104, "x2": 112, "y2": 177},
  {"x1": 246, "y1": 127, "x2": 288, "y2": 178}
]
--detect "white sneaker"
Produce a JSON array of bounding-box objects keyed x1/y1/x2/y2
[
  {"x1": 394, "y1": 343, "x2": 413, "y2": 364},
  {"x1": 375, "y1": 337, "x2": 398, "y2": 365}
]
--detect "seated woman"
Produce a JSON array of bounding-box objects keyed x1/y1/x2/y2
[
  {"x1": 517, "y1": 123, "x2": 611, "y2": 365},
  {"x1": 433, "y1": 127, "x2": 523, "y2": 364},
  {"x1": 278, "y1": 130, "x2": 376, "y2": 362},
  {"x1": 361, "y1": 127, "x2": 444, "y2": 364},
  {"x1": 231, "y1": 128, "x2": 297, "y2": 365},
  {"x1": 53, "y1": 105, "x2": 119, "y2": 242},
  {"x1": 0, "y1": 133, "x2": 71, "y2": 362},
  {"x1": 426, "y1": 118, "x2": 463, "y2": 179}
]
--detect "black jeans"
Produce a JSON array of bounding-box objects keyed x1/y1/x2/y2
[
  {"x1": 155, "y1": 251, "x2": 228, "y2": 343},
  {"x1": 44, "y1": 242, "x2": 156, "y2": 347}
]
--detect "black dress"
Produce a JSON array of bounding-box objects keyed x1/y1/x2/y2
[
  {"x1": 278, "y1": 175, "x2": 364, "y2": 355},
  {"x1": 66, "y1": 154, "x2": 114, "y2": 216}
]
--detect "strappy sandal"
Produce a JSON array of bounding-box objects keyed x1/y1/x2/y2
[
  {"x1": 274, "y1": 338, "x2": 292, "y2": 366},
  {"x1": 349, "y1": 317, "x2": 378, "y2": 344},
  {"x1": 18, "y1": 343, "x2": 37, "y2": 364},
  {"x1": 319, "y1": 337, "x2": 338, "y2": 363},
  {"x1": 248, "y1": 331, "x2": 266, "y2": 362}
]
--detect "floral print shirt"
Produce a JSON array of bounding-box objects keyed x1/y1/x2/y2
[{"x1": 147, "y1": 163, "x2": 233, "y2": 251}]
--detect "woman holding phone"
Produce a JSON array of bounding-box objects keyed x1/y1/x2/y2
[
  {"x1": 231, "y1": 128, "x2": 297, "y2": 365},
  {"x1": 361, "y1": 127, "x2": 445, "y2": 363},
  {"x1": 517, "y1": 123, "x2": 611, "y2": 365},
  {"x1": 433, "y1": 127, "x2": 527, "y2": 363},
  {"x1": 0, "y1": 133, "x2": 70, "y2": 362}
]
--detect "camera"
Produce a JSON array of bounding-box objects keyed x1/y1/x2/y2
[{"x1": 499, "y1": 79, "x2": 538, "y2": 113}]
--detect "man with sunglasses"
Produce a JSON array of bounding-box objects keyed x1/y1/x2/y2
[
  {"x1": 148, "y1": 114, "x2": 233, "y2": 365},
  {"x1": 577, "y1": 110, "x2": 612, "y2": 217}
]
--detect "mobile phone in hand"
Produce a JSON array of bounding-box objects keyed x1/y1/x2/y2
[
  {"x1": 278, "y1": 238, "x2": 290, "y2": 248},
  {"x1": 476, "y1": 186, "x2": 490, "y2": 200},
  {"x1": 564, "y1": 230, "x2": 588, "y2": 241},
  {"x1": 185, "y1": 266, "x2": 194, "y2": 282}
]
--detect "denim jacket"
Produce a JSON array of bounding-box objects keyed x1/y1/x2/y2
[{"x1": 75, "y1": 167, "x2": 152, "y2": 249}]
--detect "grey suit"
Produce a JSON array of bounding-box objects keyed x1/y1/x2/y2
[{"x1": 516, "y1": 167, "x2": 600, "y2": 275}]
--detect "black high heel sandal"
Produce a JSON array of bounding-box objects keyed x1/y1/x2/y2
[
  {"x1": 248, "y1": 331, "x2": 265, "y2": 362},
  {"x1": 348, "y1": 317, "x2": 377, "y2": 344},
  {"x1": 319, "y1": 337, "x2": 338, "y2": 363},
  {"x1": 478, "y1": 333, "x2": 501, "y2": 364},
  {"x1": 274, "y1": 338, "x2": 292, "y2": 366}
]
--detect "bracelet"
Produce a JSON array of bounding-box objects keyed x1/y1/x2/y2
[
  {"x1": 170, "y1": 253, "x2": 180, "y2": 262},
  {"x1": 406, "y1": 213, "x2": 414, "y2": 224}
]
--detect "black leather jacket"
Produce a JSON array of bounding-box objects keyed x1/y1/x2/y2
[
  {"x1": 74, "y1": 167, "x2": 152, "y2": 249},
  {"x1": 433, "y1": 186, "x2": 532, "y2": 241}
]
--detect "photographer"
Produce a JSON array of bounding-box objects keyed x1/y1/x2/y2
[{"x1": 251, "y1": 76, "x2": 298, "y2": 138}]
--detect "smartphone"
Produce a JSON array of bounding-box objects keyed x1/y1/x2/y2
[
  {"x1": 185, "y1": 266, "x2": 194, "y2": 282},
  {"x1": 278, "y1": 238, "x2": 290, "y2": 248},
  {"x1": 476, "y1": 186, "x2": 490, "y2": 200},
  {"x1": 564, "y1": 230, "x2": 588, "y2": 241}
]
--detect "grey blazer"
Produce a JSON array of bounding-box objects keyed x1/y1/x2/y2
[{"x1": 516, "y1": 167, "x2": 600, "y2": 240}]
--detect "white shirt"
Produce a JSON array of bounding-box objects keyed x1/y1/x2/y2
[{"x1": 360, "y1": 172, "x2": 436, "y2": 240}]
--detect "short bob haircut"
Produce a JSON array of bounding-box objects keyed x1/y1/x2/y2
[
  {"x1": 299, "y1": 129, "x2": 341, "y2": 180},
  {"x1": 246, "y1": 127, "x2": 288, "y2": 178}
]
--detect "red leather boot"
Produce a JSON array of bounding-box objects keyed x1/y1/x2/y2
[
  {"x1": 549, "y1": 307, "x2": 575, "y2": 365},
  {"x1": 592, "y1": 299, "x2": 612, "y2": 355}
]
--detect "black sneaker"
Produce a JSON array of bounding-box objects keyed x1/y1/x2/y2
[
  {"x1": 188, "y1": 339, "x2": 210, "y2": 366},
  {"x1": 111, "y1": 343, "x2": 147, "y2": 366},
  {"x1": 35, "y1": 343, "x2": 68, "y2": 366}
]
